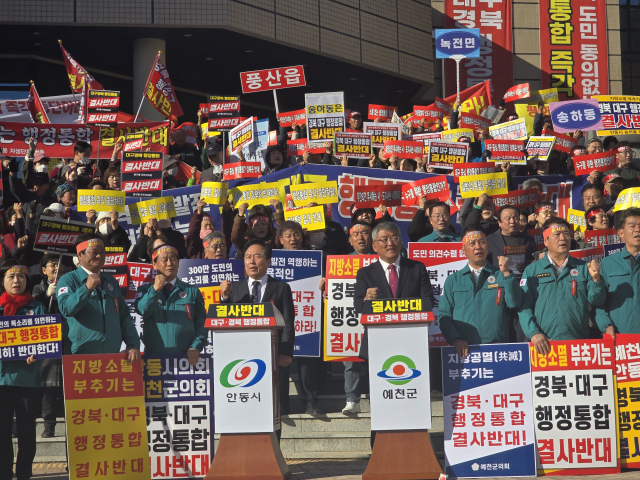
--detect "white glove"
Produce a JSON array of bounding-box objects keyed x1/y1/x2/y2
[{"x1": 47, "y1": 283, "x2": 57, "y2": 297}]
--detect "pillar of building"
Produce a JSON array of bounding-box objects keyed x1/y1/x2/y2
[{"x1": 133, "y1": 38, "x2": 166, "y2": 121}]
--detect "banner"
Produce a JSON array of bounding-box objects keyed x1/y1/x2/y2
[
  {"x1": 584, "y1": 228, "x2": 621, "y2": 247},
  {"x1": 613, "y1": 334, "x2": 640, "y2": 468},
  {"x1": 34, "y1": 216, "x2": 94, "y2": 255},
  {"x1": 567, "y1": 208, "x2": 587, "y2": 232},
  {"x1": 277, "y1": 108, "x2": 306, "y2": 127},
  {"x1": 492, "y1": 188, "x2": 539, "y2": 210},
  {"x1": 595, "y1": 95, "x2": 640, "y2": 136},
  {"x1": 284, "y1": 205, "x2": 325, "y2": 231},
  {"x1": 354, "y1": 184, "x2": 403, "y2": 209},
  {"x1": 382, "y1": 140, "x2": 423, "y2": 159},
  {"x1": 402, "y1": 176, "x2": 450, "y2": 206},
  {"x1": 459, "y1": 172, "x2": 508, "y2": 199},
  {"x1": 223, "y1": 162, "x2": 262, "y2": 180},
  {"x1": 324, "y1": 255, "x2": 378, "y2": 361},
  {"x1": 121, "y1": 151, "x2": 164, "y2": 198},
  {"x1": 489, "y1": 119, "x2": 528, "y2": 140},
  {"x1": 103, "y1": 245, "x2": 128, "y2": 287},
  {"x1": 604, "y1": 243, "x2": 625, "y2": 257},
  {"x1": 368, "y1": 104, "x2": 397, "y2": 121},
  {"x1": 484, "y1": 139, "x2": 526, "y2": 163},
  {"x1": 144, "y1": 54, "x2": 183, "y2": 119},
  {"x1": 240, "y1": 65, "x2": 305, "y2": 93},
  {"x1": 207, "y1": 95, "x2": 241, "y2": 130},
  {"x1": 59, "y1": 42, "x2": 103, "y2": 92},
  {"x1": 613, "y1": 188, "x2": 640, "y2": 213},
  {"x1": 408, "y1": 243, "x2": 465, "y2": 347},
  {"x1": 458, "y1": 112, "x2": 492, "y2": 132},
  {"x1": 229, "y1": 117, "x2": 254, "y2": 154},
  {"x1": 27, "y1": 83, "x2": 49, "y2": 124},
  {"x1": 427, "y1": 140, "x2": 469, "y2": 169},
  {"x1": 0, "y1": 121, "x2": 169, "y2": 159},
  {"x1": 0, "y1": 314, "x2": 62, "y2": 360},
  {"x1": 569, "y1": 246, "x2": 604, "y2": 263},
  {"x1": 0, "y1": 94, "x2": 79, "y2": 124},
  {"x1": 128, "y1": 196, "x2": 176, "y2": 226},
  {"x1": 176, "y1": 259, "x2": 244, "y2": 313},
  {"x1": 87, "y1": 90, "x2": 120, "y2": 128},
  {"x1": 333, "y1": 132, "x2": 372, "y2": 158},
  {"x1": 200, "y1": 182, "x2": 228, "y2": 205},
  {"x1": 267, "y1": 250, "x2": 322, "y2": 357},
  {"x1": 442, "y1": 128, "x2": 475, "y2": 143},
  {"x1": 77, "y1": 189, "x2": 126, "y2": 213},
  {"x1": 290, "y1": 180, "x2": 338, "y2": 207},
  {"x1": 363, "y1": 122, "x2": 402, "y2": 148},
  {"x1": 411, "y1": 105, "x2": 445, "y2": 123},
  {"x1": 442, "y1": 344, "x2": 536, "y2": 478},
  {"x1": 526, "y1": 136, "x2": 556, "y2": 161},
  {"x1": 503, "y1": 83, "x2": 531, "y2": 102},
  {"x1": 530, "y1": 339, "x2": 618, "y2": 474},
  {"x1": 452, "y1": 163, "x2": 496, "y2": 183},
  {"x1": 554, "y1": 134, "x2": 580, "y2": 154},
  {"x1": 549, "y1": 99, "x2": 603, "y2": 133},
  {"x1": 64, "y1": 353, "x2": 149, "y2": 480},
  {"x1": 123, "y1": 132, "x2": 145, "y2": 152},
  {"x1": 286, "y1": 139, "x2": 324, "y2": 157},
  {"x1": 573, "y1": 151, "x2": 617, "y2": 176},
  {"x1": 539, "y1": 0, "x2": 609, "y2": 100},
  {"x1": 143, "y1": 354, "x2": 214, "y2": 478},
  {"x1": 305, "y1": 92, "x2": 344, "y2": 145},
  {"x1": 230, "y1": 182, "x2": 284, "y2": 209}
]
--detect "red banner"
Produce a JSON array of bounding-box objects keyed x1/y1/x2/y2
[
  {"x1": 452, "y1": 162, "x2": 496, "y2": 183},
  {"x1": 458, "y1": 112, "x2": 492, "y2": 131},
  {"x1": 484, "y1": 139, "x2": 527, "y2": 160},
  {"x1": 539, "y1": 0, "x2": 609, "y2": 99},
  {"x1": 27, "y1": 83, "x2": 49, "y2": 124},
  {"x1": 382, "y1": 140, "x2": 423, "y2": 159},
  {"x1": 445, "y1": 81, "x2": 493, "y2": 117},
  {"x1": 0, "y1": 121, "x2": 169, "y2": 159},
  {"x1": 286, "y1": 139, "x2": 324, "y2": 157},
  {"x1": 368, "y1": 104, "x2": 397, "y2": 121},
  {"x1": 354, "y1": 184, "x2": 403, "y2": 209},
  {"x1": 240, "y1": 65, "x2": 305, "y2": 93},
  {"x1": 553, "y1": 134, "x2": 579, "y2": 153},
  {"x1": 59, "y1": 42, "x2": 103, "y2": 93},
  {"x1": 573, "y1": 151, "x2": 617, "y2": 176},
  {"x1": 492, "y1": 188, "x2": 539, "y2": 210},
  {"x1": 402, "y1": 175, "x2": 450, "y2": 206},
  {"x1": 503, "y1": 83, "x2": 531, "y2": 102},
  {"x1": 444, "y1": 0, "x2": 513, "y2": 102},
  {"x1": 569, "y1": 246, "x2": 604, "y2": 263},
  {"x1": 527, "y1": 228, "x2": 544, "y2": 251},
  {"x1": 412, "y1": 105, "x2": 445, "y2": 121},
  {"x1": 278, "y1": 109, "x2": 307, "y2": 127},
  {"x1": 584, "y1": 229, "x2": 621, "y2": 247},
  {"x1": 223, "y1": 162, "x2": 262, "y2": 180},
  {"x1": 144, "y1": 54, "x2": 184, "y2": 119}
]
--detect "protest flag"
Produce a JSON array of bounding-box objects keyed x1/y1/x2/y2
[
  {"x1": 134, "y1": 51, "x2": 184, "y2": 121},
  {"x1": 58, "y1": 40, "x2": 103, "y2": 93},
  {"x1": 27, "y1": 81, "x2": 50, "y2": 124}
]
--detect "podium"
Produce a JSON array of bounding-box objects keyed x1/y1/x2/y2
[
  {"x1": 360, "y1": 298, "x2": 444, "y2": 480},
  {"x1": 204, "y1": 303, "x2": 290, "y2": 480}
]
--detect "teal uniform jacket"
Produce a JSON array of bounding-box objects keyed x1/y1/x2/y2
[
  {"x1": 439, "y1": 264, "x2": 523, "y2": 345},
  {"x1": 518, "y1": 255, "x2": 607, "y2": 340},
  {"x1": 134, "y1": 279, "x2": 207, "y2": 353},
  {"x1": 57, "y1": 268, "x2": 140, "y2": 354},
  {"x1": 595, "y1": 248, "x2": 640, "y2": 333},
  {"x1": 0, "y1": 300, "x2": 47, "y2": 387},
  {"x1": 418, "y1": 230, "x2": 461, "y2": 242}
]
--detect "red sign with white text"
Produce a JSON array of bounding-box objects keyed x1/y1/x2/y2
[
  {"x1": 223, "y1": 162, "x2": 262, "y2": 180},
  {"x1": 354, "y1": 184, "x2": 403, "y2": 209},
  {"x1": 277, "y1": 109, "x2": 306, "y2": 127},
  {"x1": 458, "y1": 112, "x2": 492, "y2": 132},
  {"x1": 573, "y1": 151, "x2": 617, "y2": 176},
  {"x1": 554, "y1": 134, "x2": 580, "y2": 153},
  {"x1": 382, "y1": 140, "x2": 423, "y2": 159},
  {"x1": 484, "y1": 139, "x2": 526, "y2": 161},
  {"x1": 503, "y1": 83, "x2": 531, "y2": 102},
  {"x1": 286, "y1": 139, "x2": 324, "y2": 157},
  {"x1": 584, "y1": 229, "x2": 621, "y2": 247},
  {"x1": 368, "y1": 104, "x2": 397, "y2": 121},
  {"x1": 492, "y1": 188, "x2": 539, "y2": 210},
  {"x1": 240, "y1": 66, "x2": 306, "y2": 94},
  {"x1": 452, "y1": 162, "x2": 496, "y2": 183},
  {"x1": 402, "y1": 176, "x2": 450, "y2": 206}
]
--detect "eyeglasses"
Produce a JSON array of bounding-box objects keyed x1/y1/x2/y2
[
  {"x1": 376, "y1": 236, "x2": 400, "y2": 244},
  {"x1": 209, "y1": 245, "x2": 225, "y2": 251},
  {"x1": 430, "y1": 214, "x2": 450, "y2": 220}
]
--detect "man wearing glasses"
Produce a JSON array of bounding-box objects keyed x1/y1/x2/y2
[
  {"x1": 417, "y1": 202, "x2": 460, "y2": 242},
  {"x1": 518, "y1": 218, "x2": 606, "y2": 356},
  {"x1": 203, "y1": 231, "x2": 228, "y2": 259}
]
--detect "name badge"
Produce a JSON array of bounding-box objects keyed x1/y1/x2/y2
[
  {"x1": 487, "y1": 283, "x2": 499, "y2": 289},
  {"x1": 536, "y1": 273, "x2": 551, "y2": 278}
]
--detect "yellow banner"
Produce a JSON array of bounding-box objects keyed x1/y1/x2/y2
[
  {"x1": 458, "y1": 172, "x2": 508, "y2": 199},
  {"x1": 618, "y1": 380, "x2": 640, "y2": 468},
  {"x1": 77, "y1": 190, "x2": 126, "y2": 213},
  {"x1": 230, "y1": 182, "x2": 285, "y2": 209},
  {"x1": 127, "y1": 196, "x2": 176, "y2": 226},
  {"x1": 289, "y1": 181, "x2": 339, "y2": 207},
  {"x1": 0, "y1": 324, "x2": 61, "y2": 347},
  {"x1": 285, "y1": 205, "x2": 326, "y2": 231},
  {"x1": 442, "y1": 128, "x2": 474, "y2": 143},
  {"x1": 613, "y1": 188, "x2": 640, "y2": 212},
  {"x1": 200, "y1": 182, "x2": 228, "y2": 205},
  {"x1": 567, "y1": 208, "x2": 587, "y2": 232}
]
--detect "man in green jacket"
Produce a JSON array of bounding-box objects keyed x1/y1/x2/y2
[
  {"x1": 518, "y1": 218, "x2": 606, "y2": 355},
  {"x1": 57, "y1": 234, "x2": 141, "y2": 362},
  {"x1": 135, "y1": 244, "x2": 207, "y2": 364},
  {"x1": 418, "y1": 202, "x2": 461, "y2": 242},
  {"x1": 439, "y1": 227, "x2": 524, "y2": 358},
  {"x1": 595, "y1": 207, "x2": 640, "y2": 335}
]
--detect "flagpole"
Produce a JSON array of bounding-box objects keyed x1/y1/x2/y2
[{"x1": 134, "y1": 51, "x2": 160, "y2": 123}]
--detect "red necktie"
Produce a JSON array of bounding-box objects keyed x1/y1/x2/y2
[{"x1": 388, "y1": 264, "x2": 398, "y2": 298}]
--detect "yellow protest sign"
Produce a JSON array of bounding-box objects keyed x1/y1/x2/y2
[
  {"x1": 515, "y1": 104, "x2": 550, "y2": 137},
  {"x1": 200, "y1": 182, "x2": 228, "y2": 205},
  {"x1": 458, "y1": 172, "x2": 508, "y2": 199},
  {"x1": 127, "y1": 196, "x2": 176, "y2": 225},
  {"x1": 230, "y1": 182, "x2": 285, "y2": 208},
  {"x1": 290, "y1": 181, "x2": 339, "y2": 207},
  {"x1": 304, "y1": 174, "x2": 328, "y2": 183},
  {"x1": 613, "y1": 188, "x2": 640, "y2": 212},
  {"x1": 77, "y1": 189, "x2": 126, "y2": 213},
  {"x1": 442, "y1": 128, "x2": 475, "y2": 143},
  {"x1": 567, "y1": 208, "x2": 587, "y2": 232},
  {"x1": 285, "y1": 205, "x2": 326, "y2": 231}
]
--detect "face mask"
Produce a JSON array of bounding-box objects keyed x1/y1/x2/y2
[
  {"x1": 79, "y1": 157, "x2": 90, "y2": 165},
  {"x1": 167, "y1": 167, "x2": 178, "y2": 177},
  {"x1": 36, "y1": 164, "x2": 47, "y2": 173},
  {"x1": 98, "y1": 222, "x2": 113, "y2": 235}
]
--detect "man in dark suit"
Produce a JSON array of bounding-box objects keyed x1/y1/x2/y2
[{"x1": 219, "y1": 239, "x2": 295, "y2": 414}]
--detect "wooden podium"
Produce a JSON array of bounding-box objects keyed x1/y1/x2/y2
[
  {"x1": 360, "y1": 298, "x2": 443, "y2": 480},
  {"x1": 204, "y1": 303, "x2": 290, "y2": 480}
]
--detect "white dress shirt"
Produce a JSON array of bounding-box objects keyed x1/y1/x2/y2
[
  {"x1": 377, "y1": 256, "x2": 402, "y2": 286},
  {"x1": 468, "y1": 263, "x2": 486, "y2": 282},
  {"x1": 548, "y1": 254, "x2": 569, "y2": 274}
]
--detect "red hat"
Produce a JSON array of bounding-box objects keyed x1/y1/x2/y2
[
  {"x1": 604, "y1": 173, "x2": 622, "y2": 184},
  {"x1": 348, "y1": 111, "x2": 362, "y2": 119}
]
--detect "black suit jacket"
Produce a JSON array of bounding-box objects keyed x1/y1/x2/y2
[
  {"x1": 486, "y1": 230, "x2": 537, "y2": 274},
  {"x1": 354, "y1": 257, "x2": 435, "y2": 358},
  {"x1": 221, "y1": 275, "x2": 296, "y2": 357}
]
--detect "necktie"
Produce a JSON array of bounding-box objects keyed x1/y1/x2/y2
[
  {"x1": 388, "y1": 264, "x2": 398, "y2": 298},
  {"x1": 251, "y1": 281, "x2": 261, "y2": 303},
  {"x1": 163, "y1": 282, "x2": 174, "y2": 299}
]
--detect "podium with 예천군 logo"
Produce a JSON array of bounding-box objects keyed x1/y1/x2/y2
[
  {"x1": 361, "y1": 298, "x2": 444, "y2": 480},
  {"x1": 204, "y1": 302, "x2": 290, "y2": 480}
]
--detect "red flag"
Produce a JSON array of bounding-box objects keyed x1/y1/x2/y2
[
  {"x1": 77, "y1": 76, "x2": 89, "y2": 124},
  {"x1": 442, "y1": 81, "x2": 492, "y2": 117},
  {"x1": 58, "y1": 41, "x2": 103, "y2": 93},
  {"x1": 143, "y1": 53, "x2": 184, "y2": 119},
  {"x1": 27, "y1": 82, "x2": 50, "y2": 124}
]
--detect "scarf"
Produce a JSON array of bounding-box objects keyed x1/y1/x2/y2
[{"x1": 0, "y1": 292, "x2": 34, "y2": 316}]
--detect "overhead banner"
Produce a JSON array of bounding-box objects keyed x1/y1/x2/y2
[
  {"x1": 531, "y1": 339, "x2": 619, "y2": 475},
  {"x1": 442, "y1": 344, "x2": 536, "y2": 478},
  {"x1": 402, "y1": 175, "x2": 450, "y2": 206},
  {"x1": 0, "y1": 93, "x2": 79, "y2": 124},
  {"x1": 277, "y1": 108, "x2": 306, "y2": 127},
  {"x1": 484, "y1": 139, "x2": 526, "y2": 163},
  {"x1": 284, "y1": 205, "x2": 325, "y2": 231},
  {"x1": 122, "y1": 151, "x2": 163, "y2": 198},
  {"x1": 573, "y1": 151, "x2": 617, "y2": 176},
  {"x1": 324, "y1": 255, "x2": 378, "y2": 362},
  {"x1": 444, "y1": 0, "x2": 512, "y2": 101},
  {"x1": 427, "y1": 140, "x2": 469, "y2": 169},
  {"x1": 127, "y1": 196, "x2": 176, "y2": 226},
  {"x1": 333, "y1": 132, "x2": 372, "y2": 158},
  {"x1": 594, "y1": 95, "x2": 640, "y2": 136},
  {"x1": 0, "y1": 314, "x2": 62, "y2": 360},
  {"x1": 526, "y1": 136, "x2": 556, "y2": 161},
  {"x1": 408, "y1": 243, "x2": 465, "y2": 347},
  {"x1": 267, "y1": 250, "x2": 322, "y2": 357},
  {"x1": 240, "y1": 65, "x2": 305, "y2": 93},
  {"x1": 290, "y1": 180, "x2": 338, "y2": 207},
  {"x1": 363, "y1": 122, "x2": 402, "y2": 148},
  {"x1": 207, "y1": 95, "x2": 241, "y2": 130},
  {"x1": 305, "y1": 92, "x2": 344, "y2": 145},
  {"x1": 368, "y1": 104, "x2": 398, "y2": 121},
  {"x1": 354, "y1": 183, "x2": 403, "y2": 209},
  {"x1": 489, "y1": 119, "x2": 528, "y2": 141},
  {"x1": 539, "y1": 0, "x2": 609, "y2": 100},
  {"x1": 77, "y1": 189, "x2": 126, "y2": 213},
  {"x1": 549, "y1": 99, "x2": 603, "y2": 133},
  {"x1": 459, "y1": 172, "x2": 508, "y2": 199},
  {"x1": 34, "y1": 216, "x2": 94, "y2": 256}
]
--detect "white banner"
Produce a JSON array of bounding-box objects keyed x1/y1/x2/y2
[
  {"x1": 305, "y1": 92, "x2": 345, "y2": 146},
  {"x1": 0, "y1": 94, "x2": 80, "y2": 123}
]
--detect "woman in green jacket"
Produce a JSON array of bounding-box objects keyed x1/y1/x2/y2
[{"x1": 0, "y1": 260, "x2": 47, "y2": 480}]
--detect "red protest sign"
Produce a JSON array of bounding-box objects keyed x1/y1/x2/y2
[
  {"x1": 208, "y1": 95, "x2": 241, "y2": 130},
  {"x1": 354, "y1": 184, "x2": 403, "y2": 209},
  {"x1": 458, "y1": 112, "x2": 492, "y2": 132},
  {"x1": 240, "y1": 65, "x2": 305, "y2": 93},
  {"x1": 569, "y1": 246, "x2": 605, "y2": 263},
  {"x1": 503, "y1": 83, "x2": 530, "y2": 102},
  {"x1": 412, "y1": 105, "x2": 445, "y2": 121},
  {"x1": 126, "y1": 262, "x2": 156, "y2": 300},
  {"x1": 223, "y1": 162, "x2": 262, "y2": 180},
  {"x1": 363, "y1": 123, "x2": 402, "y2": 148},
  {"x1": 492, "y1": 188, "x2": 539, "y2": 210},
  {"x1": 368, "y1": 105, "x2": 397, "y2": 121},
  {"x1": 382, "y1": 140, "x2": 423, "y2": 159},
  {"x1": 123, "y1": 132, "x2": 144, "y2": 152},
  {"x1": 584, "y1": 229, "x2": 621, "y2": 247},
  {"x1": 452, "y1": 162, "x2": 496, "y2": 183},
  {"x1": 402, "y1": 176, "x2": 450, "y2": 206},
  {"x1": 277, "y1": 109, "x2": 306, "y2": 127},
  {"x1": 199, "y1": 103, "x2": 209, "y2": 116},
  {"x1": 573, "y1": 151, "x2": 617, "y2": 176},
  {"x1": 552, "y1": 134, "x2": 579, "y2": 153},
  {"x1": 286, "y1": 139, "x2": 324, "y2": 157},
  {"x1": 484, "y1": 139, "x2": 526, "y2": 161},
  {"x1": 527, "y1": 228, "x2": 545, "y2": 251},
  {"x1": 434, "y1": 97, "x2": 453, "y2": 115}
]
